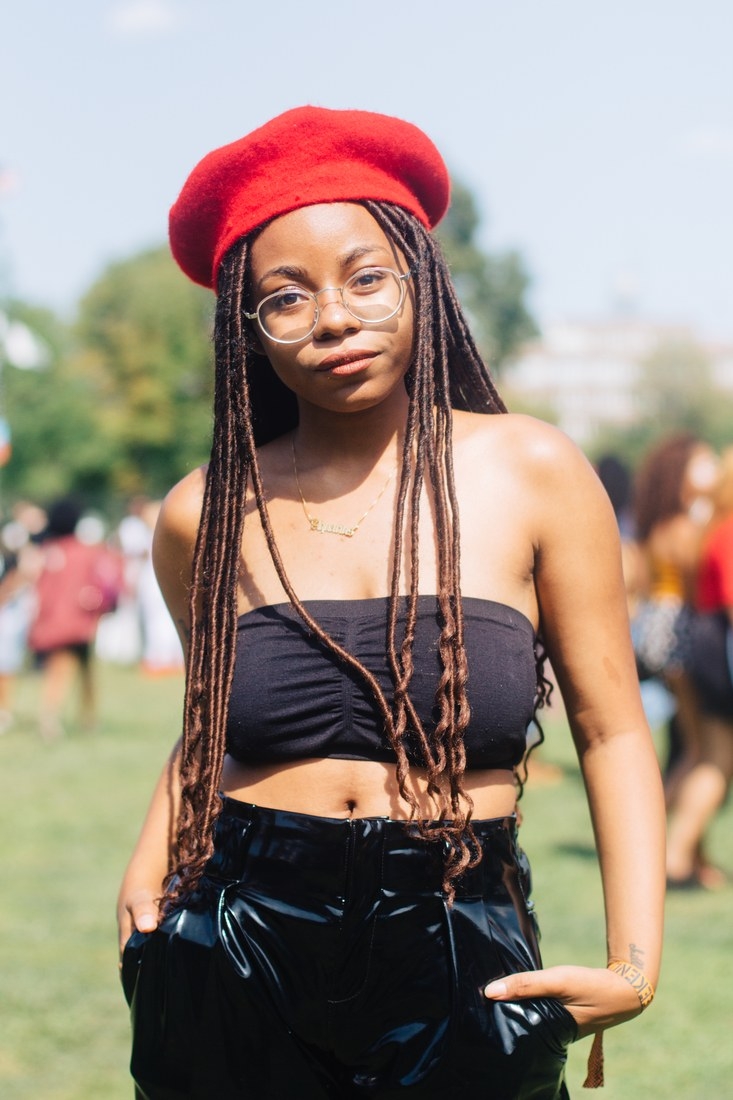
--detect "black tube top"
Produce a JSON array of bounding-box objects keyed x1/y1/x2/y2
[{"x1": 226, "y1": 596, "x2": 538, "y2": 771}]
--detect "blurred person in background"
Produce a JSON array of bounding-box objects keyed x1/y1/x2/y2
[
  {"x1": 595, "y1": 454, "x2": 634, "y2": 540},
  {"x1": 631, "y1": 434, "x2": 718, "y2": 800},
  {"x1": 99, "y1": 497, "x2": 184, "y2": 674},
  {"x1": 27, "y1": 497, "x2": 123, "y2": 740},
  {"x1": 97, "y1": 496, "x2": 153, "y2": 666},
  {"x1": 596, "y1": 453, "x2": 646, "y2": 619},
  {"x1": 0, "y1": 511, "x2": 43, "y2": 732},
  {"x1": 667, "y1": 447, "x2": 733, "y2": 887},
  {"x1": 136, "y1": 499, "x2": 183, "y2": 676}
]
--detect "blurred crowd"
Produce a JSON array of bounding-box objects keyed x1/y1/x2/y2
[
  {"x1": 2, "y1": 439, "x2": 731, "y2": 891},
  {"x1": 598, "y1": 435, "x2": 733, "y2": 891},
  {"x1": 0, "y1": 495, "x2": 183, "y2": 740}
]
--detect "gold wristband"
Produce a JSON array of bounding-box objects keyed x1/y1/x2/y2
[{"x1": 607, "y1": 958, "x2": 655, "y2": 1008}]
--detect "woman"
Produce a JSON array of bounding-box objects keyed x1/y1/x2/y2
[
  {"x1": 118, "y1": 106, "x2": 664, "y2": 1099},
  {"x1": 667, "y1": 447, "x2": 733, "y2": 886},
  {"x1": 631, "y1": 434, "x2": 716, "y2": 801}
]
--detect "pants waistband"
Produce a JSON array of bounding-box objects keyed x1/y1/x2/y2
[{"x1": 206, "y1": 797, "x2": 520, "y2": 900}]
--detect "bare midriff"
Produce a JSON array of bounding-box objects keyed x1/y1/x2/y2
[{"x1": 220, "y1": 756, "x2": 518, "y2": 820}]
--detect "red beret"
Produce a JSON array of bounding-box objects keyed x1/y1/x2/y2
[{"x1": 169, "y1": 105, "x2": 450, "y2": 290}]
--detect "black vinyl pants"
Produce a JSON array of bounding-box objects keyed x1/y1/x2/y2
[{"x1": 122, "y1": 799, "x2": 576, "y2": 1099}]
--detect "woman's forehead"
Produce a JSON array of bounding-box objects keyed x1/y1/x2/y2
[{"x1": 250, "y1": 202, "x2": 396, "y2": 272}]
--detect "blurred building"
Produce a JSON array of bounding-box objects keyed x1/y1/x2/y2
[{"x1": 504, "y1": 316, "x2": 733, "y2": 445}]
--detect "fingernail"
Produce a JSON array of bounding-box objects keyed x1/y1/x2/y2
[
  {"x1": 138, "y1": 915, "x2": 156, "y2": 932},
  {"x1": 484, "y1": 980, "x2": 508, "y2": 998}
]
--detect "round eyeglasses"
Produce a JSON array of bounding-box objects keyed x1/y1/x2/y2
[{"x1": 244, "y1": 267, "x2": 412, "y2": 345}]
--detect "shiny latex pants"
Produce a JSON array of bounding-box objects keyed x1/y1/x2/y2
[{"x1": 122, "y1": 799, "x2": 577, "y2": 1098}]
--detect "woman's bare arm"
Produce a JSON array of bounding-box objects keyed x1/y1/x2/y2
[
  {"x1": 116, "y1": 470, "x2": 205, "y2": 955},
  {"x1": 484, "y1": 421, "x2": 665, "y2": 1035}
]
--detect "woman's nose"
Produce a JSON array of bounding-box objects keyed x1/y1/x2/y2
[{"x1": 312, "y1": 291, "x2": 360, "y2": 338}]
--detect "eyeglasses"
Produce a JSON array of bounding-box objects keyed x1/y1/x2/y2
[{"x1": 244, "y1": 267, "x2": 411, "y2": 345}]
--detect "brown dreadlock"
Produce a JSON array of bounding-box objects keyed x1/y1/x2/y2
[{"x1": 167, "y1": 201, "x2": 549, "y2": 907}]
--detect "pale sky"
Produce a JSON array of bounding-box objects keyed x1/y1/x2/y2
[{"x1": 2, "y1": 0, "x2": 732, "y2": 340}]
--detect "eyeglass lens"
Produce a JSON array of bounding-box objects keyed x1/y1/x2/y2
[{"x1": 258, "y1": 268, "x2": 405, "y2": 343}]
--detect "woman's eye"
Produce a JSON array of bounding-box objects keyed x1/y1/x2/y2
[
  {"x1": 350, "y1": 268, "x2": 387, "y2": 293},
  {"x1": 270, "y1": 288, "x2": 310, "y2": 311}
]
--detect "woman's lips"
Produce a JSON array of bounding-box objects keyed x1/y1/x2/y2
[{"x1": 316, "y1": 351, "x2": 378, "y2": 376}]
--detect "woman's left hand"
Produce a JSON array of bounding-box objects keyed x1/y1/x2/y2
[{"x1": 484, "y1": 965, "x2": 646, "y2": 1038}]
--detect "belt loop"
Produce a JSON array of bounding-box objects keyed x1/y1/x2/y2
[{"x1": 215, "y1": 803, "x2": 255, "y2": 881}]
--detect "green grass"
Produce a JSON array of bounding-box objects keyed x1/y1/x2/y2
[
  {"x1": 0, "y1": 666, "x2": 731, "y2": 1098},
  {"x1": 521, "y1": 717, "x2": 733, "y2": 1098}
]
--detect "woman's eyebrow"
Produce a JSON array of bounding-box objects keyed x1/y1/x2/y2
[
  {"x1": 257, "y1": 246, "x2": 392, "y2": 289},
  {"x1": 338, "y1": 244, "x2": 391, "y2": 266},
  {"x1": 257, "y1": 264, "x2": 309, "y2": 288}
]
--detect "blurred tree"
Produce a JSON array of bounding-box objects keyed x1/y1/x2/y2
[
  {"x1": 73, "y1": 246, "x2": 214, "y2": 498},
  {"x1": 636, "y1": 338, "x2": 716, "y2": 432},
  {"x1": 2, "y1": 249, "x2": 215, "y2": 513},
  {"x1": 436, "y1": 178, "x2": 538, "y2": 372},
  {"x1": 588, "y1": 338, "x2": 733, "y2": 470},
  {"x1": 1, "y1": 302, "x2": 106, "y2": 506}
]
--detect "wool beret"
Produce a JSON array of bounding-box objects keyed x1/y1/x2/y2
[{"x1": 169, "y1": 105, "x2": 450, "y2": 290}]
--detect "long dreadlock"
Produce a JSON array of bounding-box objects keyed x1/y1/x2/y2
[{"x1": 166, "y1": 201, "x2": 549, "y2": 907}]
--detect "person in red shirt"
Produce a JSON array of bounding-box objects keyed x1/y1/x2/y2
[
  {"x1": 28, "y1": 498, "x2": 123, "y2": 740},
  {"x1": 667, "y1": 448, "x2": 733, "y2": 886},
  {"x1": 697, "y1": 472, "x2": 733, "y2": 617}
]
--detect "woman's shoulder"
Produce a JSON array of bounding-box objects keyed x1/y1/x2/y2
[
  {"x1": 155, "y1": 466, "x2": 208, "y2": 551},
  {"x1": 151, "y1": 468, "x2": 208, "y2": 618},
  {"x1": 453, "y1": 410, "x2": 593, "y2": 478},
  {"x1": 452, "y1": 410, "x2": 614, "y2": 542}
]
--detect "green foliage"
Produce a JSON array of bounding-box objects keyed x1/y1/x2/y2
[
  {"x1": 636, "y1": 338, "x2": 716, "y2": 434},
  {"x1": 436, "y1": 178, "x2": 538, "y2": 372},
  {"x1": 588, "y1": 337, "x2": 733, "y2": 470},
  {"x1": 73, "y1": 247, "x2": 214, "y2": 498},
  {"x1": 2, "y1": 250, "x2": 215, "y2": 513},
  {"x1": 498, "y1": 385, "x2": 560, "y2": 425},
  {"x1": 1, "y1": 302, "x2": 107, "y2": 504}
]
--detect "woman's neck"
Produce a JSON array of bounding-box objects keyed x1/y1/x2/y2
[{"x1": 294, "y1": 391, "x2": 410, "y2": 468}]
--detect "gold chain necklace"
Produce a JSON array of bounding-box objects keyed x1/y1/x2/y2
[{"x1": 291, "y1": 439, "x2": 397, "y2": 538}]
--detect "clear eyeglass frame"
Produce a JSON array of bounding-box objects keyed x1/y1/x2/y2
[{"x1": 244, "y1": 267, "x2": 412, "y2": 345}]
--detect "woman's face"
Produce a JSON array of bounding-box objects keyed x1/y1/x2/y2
[
  {"x1": 247, "y1": 203, "x2": 415, "y2": 417},
  {"x1": 685, "y1": 445, "x2": 718, "y2": 498}
]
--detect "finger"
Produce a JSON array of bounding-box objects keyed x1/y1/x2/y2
[
  {"x1": 132, "y1": 904, "x2": 159, "y2": 934},
  {"x1": 117, "y1": 899, "x2": 159, "y2": 957},
  {"x1": 484, "y1": 965, "x2": 586, "y2": 1001},
  {"x1": 485, "y1": 973, "x2": 540, "y2": 1001}
]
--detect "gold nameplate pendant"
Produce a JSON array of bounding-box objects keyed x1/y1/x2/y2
[{"x1": 309, "y1": 519, "x2": 356, "y2": 537}]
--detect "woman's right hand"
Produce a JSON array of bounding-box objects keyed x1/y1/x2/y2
[
  {"x1": 115, "y1": 739, "x2": 185, "y2": 959},
  {"x1": 117, "y1": 882, "x2": 162, "y2": 958}
]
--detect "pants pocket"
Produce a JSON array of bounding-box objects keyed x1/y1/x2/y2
[
  {"x1": 125, "y1": 904, "x2": 224, "y2": 1098},
  {"x1": 537, "y1": 996, "x2": 579, "y2": 1049},
  {"x1": 120, "y1": 928, "x2": 149, "y2": 1007},
  {"x1": 494, "y1": 995, "x2": 578, "y2": 1055},
  {"x1": 438, "y1": 896, "x2": 575, "y2": 1098}
]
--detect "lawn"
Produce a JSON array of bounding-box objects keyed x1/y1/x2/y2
[{"x1": 0, "y1": 663, "x2": 731, "y2": 1098}]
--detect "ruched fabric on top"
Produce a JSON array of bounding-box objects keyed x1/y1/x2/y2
[{"x1": 226, "y1": 596, "x2": 538, "y2": 771}]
